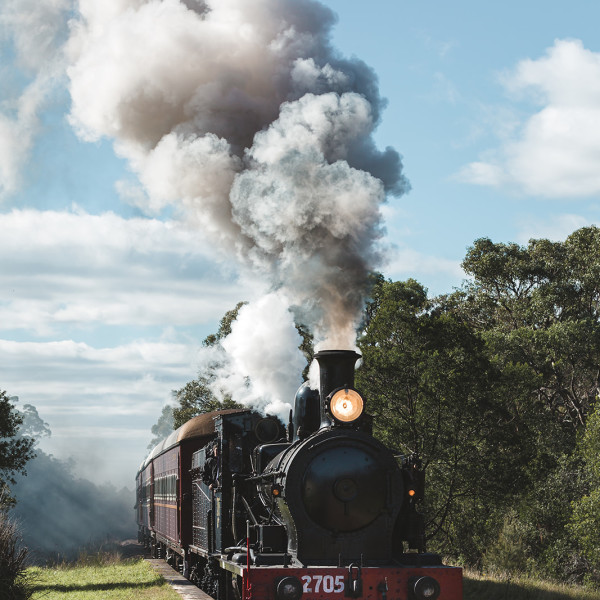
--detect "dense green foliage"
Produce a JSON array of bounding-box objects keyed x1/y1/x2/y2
[{"x1": 357, "y1": 227, "x2": 600, "y2": 586}]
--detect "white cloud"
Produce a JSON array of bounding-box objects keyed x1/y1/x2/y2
[
  {"x1": 0, "y1": 0, "x2": 72, "y2": 199},
  {"x1": 0, "y1": 336, "x2": 200, "y2": 486},
  {"x1": 383, "y1": 246, "x2": 465, "y2": 293},
  {"x1": 0, "y1": 209, "x2": 250, "y2": 335},
  {"x1": 458, "y1": 39, "x2": 600, "y2": 198},
  {"x1": 515, "y1": 213, "x2": 593, "y2": 245},
  {"x1": 0, "y1": 208, "x2": 265, "y2": 486},
  {"x1": 386, "y1": 246, "x2": 463, "y2": 278}
]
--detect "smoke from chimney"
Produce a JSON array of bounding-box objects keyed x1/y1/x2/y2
[{"x1": 66, "y1": 0, "x2": 409, "y2": 350}]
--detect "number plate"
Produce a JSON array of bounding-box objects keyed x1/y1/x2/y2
[{"x1": 301, "y1": 574, "x2": 345, "y2": 594}]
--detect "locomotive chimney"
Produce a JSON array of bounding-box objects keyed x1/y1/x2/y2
[{"x1": 314, "y1": 350, "x2": 361, "y2": 428}]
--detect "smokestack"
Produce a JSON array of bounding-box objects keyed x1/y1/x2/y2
[{"x1": 314, "y1": 349, "x2": 361, "y2": 427}]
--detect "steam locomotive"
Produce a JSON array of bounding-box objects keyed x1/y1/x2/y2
[{"x1": 136, "y1": 350, "x2": 463, "y2": 600}]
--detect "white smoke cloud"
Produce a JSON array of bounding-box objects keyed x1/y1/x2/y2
[
  {"x1": 458, "y1": 39, "x2": 600, "y2": 198},
  {"x1": 2, "y1": 1, "x2": 408, "y2": 465},
  {"x1": 206, "y1": 292, "x2": 305, "y2": 420},
  {"x1": 230, "y1": 92, "x2": 386, "y2": 345},
  {"x1": 3, "y1": 0, "x2": 408, "y2": 348}
]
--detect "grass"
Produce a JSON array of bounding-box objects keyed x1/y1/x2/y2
[
  {"x1": 24, "y1": 553, "x2": 600, "y2": 600},
  {"x1": 26, "y1": 554, "x2": 180, "y2": 600},
  {"x1": 464, "y1": 570, "x2": 600, "y2": 600}
]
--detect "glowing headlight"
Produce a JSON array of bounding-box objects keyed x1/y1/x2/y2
[{"x1": 329, "y1": 388, "x2": 364, "y2": 423}]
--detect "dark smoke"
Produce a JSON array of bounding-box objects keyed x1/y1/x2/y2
[
  {"x1": 3, "y1": 0, "x2": 411, "y2": 427},
  {"x1": 67, "y1": 0, "x2": 409, "y2": 347}
]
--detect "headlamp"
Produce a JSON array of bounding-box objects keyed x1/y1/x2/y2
[
  {"x1": 276, "y1": 576, "x2": 303, "y2": 600},
  {"x1": 329, "y1": 388, "x2": 364, "y2": 423},
  {"x1": 408, "y1": 576, "x2": 440, "y2": 600}
]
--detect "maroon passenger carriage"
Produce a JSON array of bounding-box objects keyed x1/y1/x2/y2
[
  {"x1": 136, "y1": 350, "x2": 463, "y2": 600},
  {"x1": 136, "y1": 409, "x2": 249, "y2": 564}
]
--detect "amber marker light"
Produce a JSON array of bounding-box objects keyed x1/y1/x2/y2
[
  {"x1": 408, "y1": 489, "x2": 416, "y2": 497},
  {"x1": 329, "y1": 388, "x2": 364, "y2": 423}
]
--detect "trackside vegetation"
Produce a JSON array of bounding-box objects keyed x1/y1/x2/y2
[
  {"x1": 27, "y1": 556, "x2": 179, "y2": 600},
  {"x1": 356, "y1": 227, "x2": 600, "y2": 585},
  {"x1": 0, "y1": 510, "x2": 30, "y2": 600},
  {"x1": 463, "y1": 571, "x2": 600, "y2": 599},
  {"x1": 162, "y1": 226, "x2": 600, "y2": 588}
]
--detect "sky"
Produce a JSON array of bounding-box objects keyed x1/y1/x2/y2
[{"x1": 1, "y1": 0, "x2": 600, "y2": 488}]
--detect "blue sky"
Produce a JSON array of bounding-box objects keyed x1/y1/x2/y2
[
  {"x1": 2, "y1": 0, "x2": 600, "y2": 487},
  {"x1": 325, "y1": 0, "x2": 600, "y2": 289}
]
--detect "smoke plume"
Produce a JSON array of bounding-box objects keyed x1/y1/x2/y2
[
  {"x1": 4, "y1": 0, "x2": 409, "y2": 419},
  {"x1": 66, "y1": 0, "x2": 409, "y2": 348},
  {"x1": 210, "y1": 292, "x2": 306, "y2": 419}
]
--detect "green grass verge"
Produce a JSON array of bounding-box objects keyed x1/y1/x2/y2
[
  {"x1": 27, "y1": 557, "x2": 180, "y2": 600},
  {"x1": 464, "y1": 570, "x2": 600, "y2": 600},
  {"x1": 26, "y1": 556, "x2": 600, "y2": 600}
]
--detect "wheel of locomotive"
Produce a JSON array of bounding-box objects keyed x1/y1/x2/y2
[
  {"x1": 189, "y1": 556, "x2": 207, "y2": 587},
  {"x1": 200, "y1": 559, "x2": 222, "y2": 599},
  {"x1": 189, "y1": 563, "x2": 200, "y2": 586}
]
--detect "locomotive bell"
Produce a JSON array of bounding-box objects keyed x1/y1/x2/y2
[{"x1": 314, "y1": 350, "x2": 363, "y2": 427}]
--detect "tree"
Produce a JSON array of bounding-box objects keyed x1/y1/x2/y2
[
  {"x1": 202, "y1": 301, "x2": 247, "y2": 347},
  {"x1": 356, "y1": 278, "x2": 522, "y2": 562},
  {"x1": 147, "y1": 405, "x2": 175, "y2": 450},
  {"x1": 446, "y1": 226, "x2": 600, "y2": 580},
  {"x1": 460, "y1": 227, "x2": 600, "y2": 430},
  {"x1": 569, "y1": 404, "x2": 600, "y2": 584},
  {"x1": 17, "y1": 404, "x2": 51, "y2": 445},
  {"x1": 0, "y1": 392, "x2": 35, "y2": 503},
  {"x1": 172, "y1": 378, "x2": 242, "y2": 429},
  {"x1": 0, "y1": 393, "x2": 35, "y2": 598}
]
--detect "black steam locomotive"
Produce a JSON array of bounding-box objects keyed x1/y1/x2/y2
[{"x1": 136, "y1": 350, "x2": 463, "y2": 600}]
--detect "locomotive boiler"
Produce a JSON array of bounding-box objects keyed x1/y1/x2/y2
[{"x1": 136, "y1": 350, "x2": 463, "y2": 600}]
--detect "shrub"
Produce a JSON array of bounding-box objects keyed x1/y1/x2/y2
[
  {"x1": 0, "y1": 509, "x2": 31, "y2": 600},
  {"x1": 482, "y1": 510, "x2": 535, "y2": 576}
]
